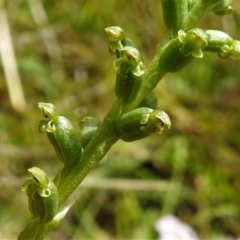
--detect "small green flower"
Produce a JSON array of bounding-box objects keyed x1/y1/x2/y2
[
  {"x1": 38, "y1": 103, "x2": 59, "y2": 120},
  {"x1": 22, "y1": 167, "x2": 50, "y2": 197},
  {"x1": 114, "y1": 46, "x2": 145, "y2": 76},
  {"x1": 178, "y1": 28, "x2": 208, "y2": 58},
  {"x1": 117, "y1": 108, "x2": 171, "y2": 142},
  {"x1": 22, "y1": 167, "x2": 58, "y2": 222},
  {"x1": 38, "y1": 119, "x2": 50, "y2": 133},
  {"x1": 140, "y1": 110, "x2": 171, "y2": 135},
  {"x1": 220, "y1": 40, "x2": 240, "y2": 60},
  {"x1": 105, "y1": 26, "x2": 125, "y2": 42}
]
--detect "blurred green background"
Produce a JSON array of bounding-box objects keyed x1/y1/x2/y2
[{"x1": 1, "y1": 0, "x2": 240, "y2": 239}]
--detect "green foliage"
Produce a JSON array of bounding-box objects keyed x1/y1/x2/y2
[{"x1": 1, "y1": 0, "x2": 240, "y2": 239}]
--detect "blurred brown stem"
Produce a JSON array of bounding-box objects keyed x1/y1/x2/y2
[{"x1": 0, "y1": 6, "x2": 26, "y2": 112}]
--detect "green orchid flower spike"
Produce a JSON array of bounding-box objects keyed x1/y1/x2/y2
[
  {"x1": 18, "y1": 1, "x2": 240, "y2": 239},
  {"x1": 117, "y1": 107, "x2": 171, "y2": 142},
  {"x1": 22, "y1": 167, "x2": 58, "y2": 222},
  {"x1": 178, "y1": 28, "x2": 208, "y2": 58}
]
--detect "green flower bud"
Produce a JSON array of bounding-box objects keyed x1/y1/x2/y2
[
  {"x1": 38, "y1": 103, "x2": 82, "y2": 167},
  {"x1": 178, "y1": 28, "x2": 208, "y2": 58},
  {"x1": 117, "y1": 107, "x2": 171, "y2": 142},
  {"x1": 105, "y1": 26, "x2": 136, "y2": 58},
  {"x1": 162, "y1": 0, "x2": 188, "y2": 34},
  {"x1": 202, "y1": 30, "x2": 240, "y2": 59},
  {"x1": 138, "y1": 91, "x2": 158, "y2": 109},
  {"x1": 105, "y1": 26, "x2": 125, "y2": 55},
  {"x1": 204, "y1": 30, "x2": 233, "y2": 52},
  {"x1": 79, "y1": 117, "x2": 100, "y2": 149},
  {"x1": 105, "y1": 26, "x2": 125, "y2": 42},
  {"x1": 22, "y1": 167, "x2": 58, "y2": 222}
]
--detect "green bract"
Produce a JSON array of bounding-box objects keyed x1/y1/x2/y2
[
  {"x1": 138, "y1": 91, "x2": 158, "y2": 109},
  {"x1": 22, "y1": 167, "x2": 58, "y2": 222},
  {"x1": 157, "y1": 37, "x2": 194, "y2": 73},
  {"x1": 79, "y1": 117, "x2": 100, "y2": 149}
]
